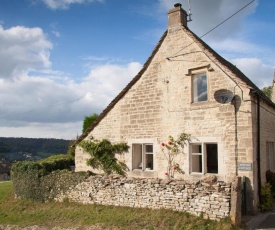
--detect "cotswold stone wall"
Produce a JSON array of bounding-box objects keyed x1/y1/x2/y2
[{"x1": 55, "y1": 175, "x2": 232, "y2": 220}]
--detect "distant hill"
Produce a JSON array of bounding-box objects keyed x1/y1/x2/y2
[{"x1": 0, "y1": 137, "x2": 71, "y2": 162}]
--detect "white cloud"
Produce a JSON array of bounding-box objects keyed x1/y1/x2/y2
[
  {"x1": 84, "y1": 62, "x2": 142, "y2": 92},
  {"x1": 231, "y1": 58, "x2": 274, "y2": 88},
  {"x1": 209, "y1": 39, "x2": 262, "y2": 55},
  {"x1": 158, "y1": 0, "x2": 258, "y2": 40},
  {"x1": 0, "y1": 122, "x2": 81, "y2": 139},
  {"x1": 0, "y1": 60, "x2": 142, "y2": 139},
  {"x1": 0, "y1": 23, "x2": 142, "y2": 139},
  {"x1": 0, "y1": 26, "x2": 52, "y2": 80},
  {"x1": 42, "y1": 0, "x2": 104, "y2": 10}
]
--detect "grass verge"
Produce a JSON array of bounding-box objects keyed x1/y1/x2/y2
[{"x1": 0, "y1": 181, "x2": 239, "y2": 229}]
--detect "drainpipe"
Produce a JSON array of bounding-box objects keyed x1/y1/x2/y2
[
  {"x1": 255, "y1": 92, "x2": 261, "y2": 204},
  {"x1": 234, "y1": 98, "x2": 238, "y2": 176}
]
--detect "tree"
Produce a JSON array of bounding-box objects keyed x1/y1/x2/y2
[
  {"x1": 79, "y1": 138, "x2": 129, "y2": 175},
  {"x1": 262, "y1": 86, "x2": 273, "y2": 99},
  {"x1": 82, "y1": 113, "x2": 99, "y2": 133}
]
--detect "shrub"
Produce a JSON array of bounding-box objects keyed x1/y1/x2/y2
[
  {"x1": 39, "y1": 154, "x2": 74, "y2": 172},
  {"x1": 11, "y1": 161, "x2": 46, "y2": 200},
  {"x1": 259, "y1": 183, "x2": 273, "y2": 212},
  {"x1": 11, "y1": 154, "x2": 77, "y2": 201}
]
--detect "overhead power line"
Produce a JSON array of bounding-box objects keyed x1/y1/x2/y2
[
  {"x1": 168, "y1": 0, "x2": 256, "y2": 59},
  {"x1": 0, "y1": 0, "x2": 257, "y2": 121}
]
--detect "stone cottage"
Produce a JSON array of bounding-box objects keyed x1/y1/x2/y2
[{"x1": 75, "y1": 4, "x2": 275, "y2": 214}]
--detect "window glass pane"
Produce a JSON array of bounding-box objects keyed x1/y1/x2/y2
[
  {"x1": 193, "y1": 74, "x2": 208, "y2": 102},
  {"x1": 145, "y1": 154, "x2": 153, "y2": 170},
  {"x1": 192, "y1": 155, "x2": 202, "y2": 173},
  {"x1": 145, "y1": 144, "x2": 153, "y2": 153},
  {"x1": 206, "y1": 144, "x2": 218, "y2": 173},
  {"x1": 132, "y1": 144, "x2": 142, "y2": 170},
  {"x1": 191, "y1": 144, "x2": 201, "y2": 153}
]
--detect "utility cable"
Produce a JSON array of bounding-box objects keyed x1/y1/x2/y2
[{"x1": 167, "y1": 0, "x2": 256, "y2": 59}]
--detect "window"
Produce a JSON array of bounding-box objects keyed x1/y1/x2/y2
[
  {"x1": 266, "y1": 142, "x2": 275, "y2": 171},
  {"x1": 190, "y1": 143, "x2": 218, "y2": 174},
  {"x1": 132, "y1": 144, "x2": 154, "y2": 171},
  {"x1": 192, "y1": 73, "x2": 208, "y2": 102}
]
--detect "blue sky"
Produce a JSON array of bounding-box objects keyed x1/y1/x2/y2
[{"x1": 0, "y1": 0, "x2": 274, "y2": 139}]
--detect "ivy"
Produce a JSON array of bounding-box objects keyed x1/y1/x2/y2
[{"x1": 80, "y1": 138, "x2": 129, "y2": 175}]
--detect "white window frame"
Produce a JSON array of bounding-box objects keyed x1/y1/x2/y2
[
  {"x1": 132, "y1": 143, "x2": 154, "y2": 171},
  {"x1": 190, "y1": 142, "x2": 218, "y2": 174}
]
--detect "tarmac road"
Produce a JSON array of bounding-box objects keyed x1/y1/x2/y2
[{"x1": 244, "y1": 203, "x2": 275, "y2": 230}]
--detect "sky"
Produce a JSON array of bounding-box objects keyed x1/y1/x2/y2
[{"x1": 0, "y1": 0, "x2": 274, "y2": 140}]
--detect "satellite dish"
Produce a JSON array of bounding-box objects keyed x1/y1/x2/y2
[{"x1": 214, "y1": 89, "x2": 234, "y2": 104}]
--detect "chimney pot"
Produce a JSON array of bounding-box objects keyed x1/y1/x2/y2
[{"x1": 174, "y1": 3, "x2": 182, "y2": 8}]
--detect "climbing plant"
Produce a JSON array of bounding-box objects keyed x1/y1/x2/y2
[
  {"x1": 161, "y1": 133, "x2": 191, "y2": 178},
  {"x1": 80, "y1": 138, "x2": 129, "y2": 175}
]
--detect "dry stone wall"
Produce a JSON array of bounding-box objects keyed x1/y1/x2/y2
[{"x1": 55, "y1": 175, "x2": 232, "y2": 220}]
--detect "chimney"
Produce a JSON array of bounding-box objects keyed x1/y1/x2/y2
[{"x1": 168, "y1": 3, "x2": 188, "y2": 28}]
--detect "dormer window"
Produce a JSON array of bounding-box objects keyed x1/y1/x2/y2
[{"x1": 192, "y1": 73, "x2": 208, "y2": 102}]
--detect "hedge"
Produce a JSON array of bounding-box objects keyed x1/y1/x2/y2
[{"x1": 11, "y1": 154, "x2": 89, "y2": 202}]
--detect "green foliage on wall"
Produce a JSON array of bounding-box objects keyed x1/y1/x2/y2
[
  {"x1": 11, "y1": 154, "x2": 85, "y2": 202},
  {"x1": 80, "y1": 138, "x2": 129, "y2": 175}
]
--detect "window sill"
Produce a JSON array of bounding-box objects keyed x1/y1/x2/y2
[
  {"x1": 190, "y1": 101, "x2": 219, "y2": 109},
  {"x1": 191, "y1": 100, "x2": 213, "y2": 105},
  {"x1": 132, "y1": 169, "x2": 154, "y2": 172},
  {"x1": 190, "y1": 172, "x2": 203, "y2": 175},
  {"x1": 129, "y1": 169, "x2": 157, "y2": 178}
]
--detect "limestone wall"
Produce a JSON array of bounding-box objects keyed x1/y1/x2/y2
[{"x1": 55, "y1": 175, "x2": 232, "y2": 221}]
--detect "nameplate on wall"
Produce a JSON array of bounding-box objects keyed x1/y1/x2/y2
[{"x1": 238, "y1": 163, "x2": 252, "y2": 171}]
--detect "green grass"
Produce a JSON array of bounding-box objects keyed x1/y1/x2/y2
[{"x1": 0, "y1": 181, "x2": 239, "y2": 229}]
